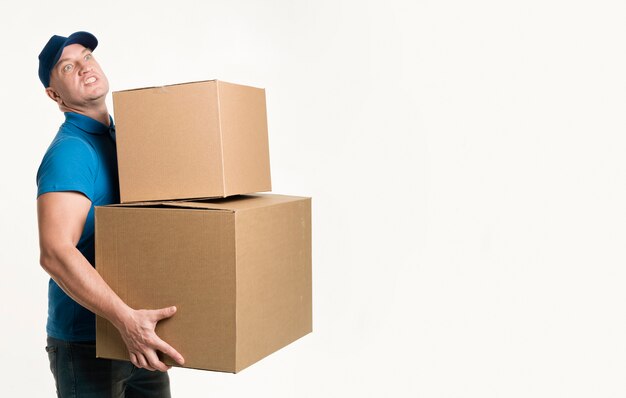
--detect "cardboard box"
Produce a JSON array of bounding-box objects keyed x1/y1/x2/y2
[
  {"x1": 95, "y1": 194, "x2": 312, "y2": 373},
  {"x1": 113, "y1": 80, "x2": 272, "y2": 203}
]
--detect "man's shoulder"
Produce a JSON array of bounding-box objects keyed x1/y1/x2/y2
[
  {"x1": 44, "y1": 130, "x2": 97, "y2": 161},
  {"x1": 37, "y1": 131, "x2": 98, "y2": 181}
]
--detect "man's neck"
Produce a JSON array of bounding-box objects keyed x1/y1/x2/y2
[
  {"x1": 62, "y1": 104, "x2": 110, "y2": 126},
  {"x1": 80, "y1": 107, "x2": 110, "y2": 127}
]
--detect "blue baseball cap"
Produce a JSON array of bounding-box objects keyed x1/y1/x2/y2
[{"x1": 38, "y1": 31, "x2": 98, "y2": 88}]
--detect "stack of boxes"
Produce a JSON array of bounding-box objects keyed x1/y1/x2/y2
[{"x1": 94, "y1": 80, "x2": 312, "y2": 373}]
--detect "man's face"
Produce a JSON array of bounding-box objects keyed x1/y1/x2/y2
[{"x1": 47, "y1": 43, "x2": 109, "y2": 109}]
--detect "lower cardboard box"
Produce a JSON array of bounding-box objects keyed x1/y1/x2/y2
[{"x1": 94, "y1": 194, "x2": 312, "y2": 373}]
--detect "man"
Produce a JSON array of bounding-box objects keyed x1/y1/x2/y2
[{"x1": 36, "y1": 31, "x2": 185, "y2": 397}]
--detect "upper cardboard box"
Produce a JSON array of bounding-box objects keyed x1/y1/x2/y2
[{"x1": 113, "y1": 80, "x2": 271, "y2": 203}]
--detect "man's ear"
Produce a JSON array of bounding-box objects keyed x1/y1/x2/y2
[{"x1": 45, "y1": 87, "x2": 61, "y2": 104}]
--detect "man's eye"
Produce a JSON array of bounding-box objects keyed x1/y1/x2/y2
[
  {"x1": 85, "y1": 54, "x2": 92, "y2": 61},
  {"x1": 63, "y1": 64, "x2": 73, "y2": 72}
]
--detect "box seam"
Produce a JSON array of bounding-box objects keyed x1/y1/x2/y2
[
  {"x1": 216, "y1": 80, "x2": 227, "y2": 196},
  {"x1": 234, "y1": 210, "x2": 238, "y2": 372}
]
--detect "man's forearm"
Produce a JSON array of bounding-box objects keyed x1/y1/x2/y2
[
  {"x1": 40, "y1": 244, "x2": 185, "y2": 369},
  {"x1": 40, "y1": 245, "x2": 131, "y2": 329}
]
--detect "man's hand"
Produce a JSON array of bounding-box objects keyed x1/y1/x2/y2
[{"x1": 115, "y1": 306, "x2": 185, "y2": 372}]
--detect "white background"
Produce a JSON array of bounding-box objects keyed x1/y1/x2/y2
[{"x1": 1, "y1": 0, "x2": 625, "y2": 396}]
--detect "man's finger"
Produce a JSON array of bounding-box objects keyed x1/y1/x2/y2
[
  {"x1": 136, "y1": 353, "x2": 155, "y2": 371},
  {"x1": 153, "y1": 306, "x2": 177, "y2": 322},
  {"x1": 153, "y1": 336, "x2": 185, "y2": 366},
  {"x1": 145, "y1": 349, "x2": 170, "y2": 372},
  {"x1": 136, "y1": 353, "x2": 147, "y2": 369},
  {"x1": 130, "y1": 353, "x2": 139, "y2": 368}
]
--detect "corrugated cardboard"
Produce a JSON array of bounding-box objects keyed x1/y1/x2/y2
[
  {"x1": 113, "y1": 80, "x2": 272, "y2": 203},
  {"x1": 95, "y1": 194, "x2": 312, "y2": 373}
]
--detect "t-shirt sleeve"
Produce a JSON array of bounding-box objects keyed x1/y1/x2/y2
[{"x1": 36, "y1": 137, "x2": 98, "y2": 201}]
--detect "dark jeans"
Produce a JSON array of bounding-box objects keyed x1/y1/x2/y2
[{"x1": 45, "y1": 336, "x2": 171, "y2": 398}]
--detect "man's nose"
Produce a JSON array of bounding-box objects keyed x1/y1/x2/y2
[{"x1": 77, "y1": 62, "x2": 92, "y2": 75}]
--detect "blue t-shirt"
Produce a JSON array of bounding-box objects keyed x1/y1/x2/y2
[{"x1": 36, "y1": 112, "x2": 120, "y2": 341}]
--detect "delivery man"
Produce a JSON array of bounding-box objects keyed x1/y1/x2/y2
[{"x1": 36, "y1": 31, "x2": 184, "y2": 397}]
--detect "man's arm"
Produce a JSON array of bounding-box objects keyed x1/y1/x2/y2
[{"x1": 37, "y1": 191, "x2": 185, "y2": 371}]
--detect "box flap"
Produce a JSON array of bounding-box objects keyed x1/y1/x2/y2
[
  {"x1": 100, "y1": 194, "x2": 308, "y2": 212},
  {"x1": 102, "y1": 200, "x2": 232, "y2": 212},
  {"x1": 113, "y1": 79, "x2": 217, "y2": 93},
  {"x1": 113, "y1": 79, "x2": 265, "y2": 94},
  {"x1": 177, "y1": 194, "x2": 309, "y2": 211}
]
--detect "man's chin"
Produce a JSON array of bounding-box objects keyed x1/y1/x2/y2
[{"x1": 85, "y1": 88, "x2": 109, "y2": 102}]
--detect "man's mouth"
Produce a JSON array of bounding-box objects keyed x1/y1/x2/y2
[{"x1": 85, "y1": 76, "x2": 97, "y2": 85}]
